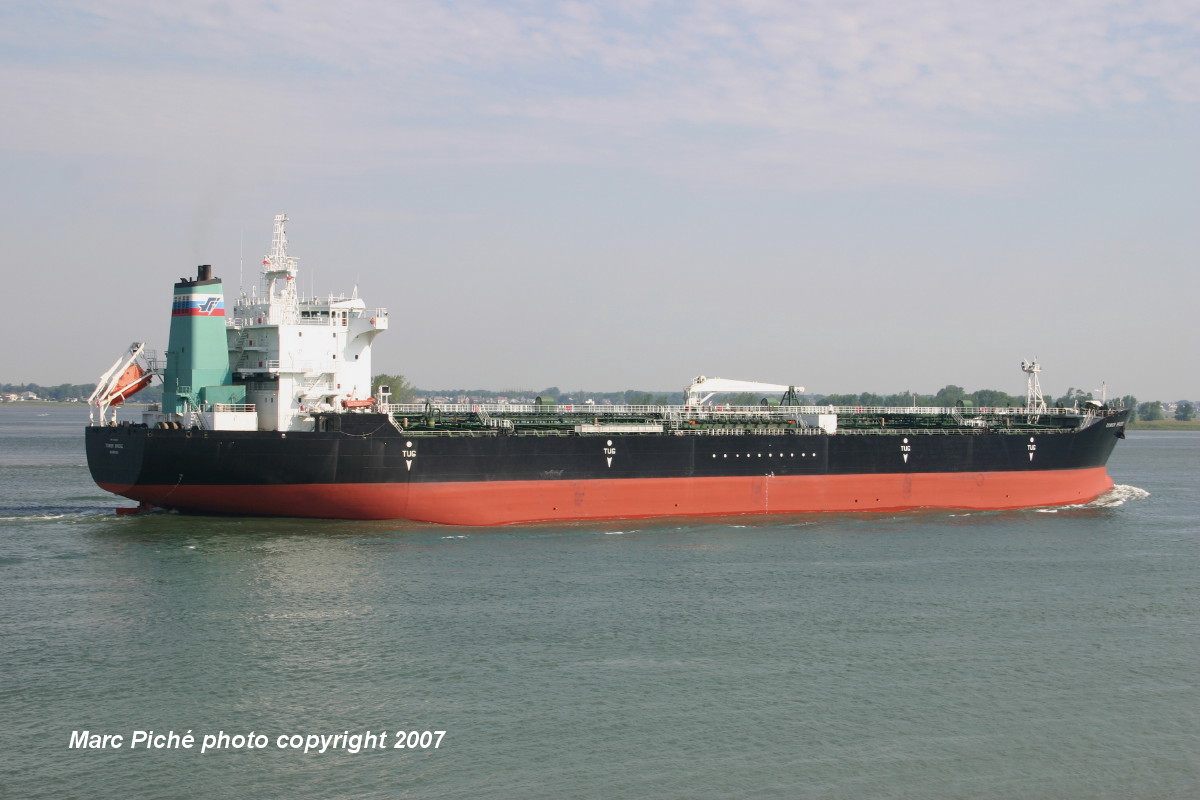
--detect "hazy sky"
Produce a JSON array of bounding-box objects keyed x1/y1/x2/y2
[{"x1": 3, "y1": 0, "x2": 1197, "y2": 400}]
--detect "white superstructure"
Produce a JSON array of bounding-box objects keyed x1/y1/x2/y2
[{"x1": 226, "y1": 214, "x2": 388, "y2": 431}]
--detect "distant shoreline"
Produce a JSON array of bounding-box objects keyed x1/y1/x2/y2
[
  {"x1": 1129, "y1": 419, "x2": 1200, "y2": 431},
  {"x1": 0, "y1": 401, "x2": 151, "y2": 409}
]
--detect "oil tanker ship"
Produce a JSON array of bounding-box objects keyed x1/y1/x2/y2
[{"x1": 86, "y1": 216, "x2": 1129, "y2": 525}]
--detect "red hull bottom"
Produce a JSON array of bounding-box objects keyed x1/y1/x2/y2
[{"x1": 101, "y1": 467, "x2": 1116, "y2": 526}]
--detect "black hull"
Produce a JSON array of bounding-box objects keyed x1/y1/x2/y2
[{"x1": 86, "y1": 410, "x2": 1129, "y2": 524}]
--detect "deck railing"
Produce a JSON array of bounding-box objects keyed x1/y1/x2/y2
[
  {"x1": 228, "y1": 306, "x2": 388, "y2": 328},
  {"x1": 379, "y1": 402, "x2": 1099, "y2": 419}
]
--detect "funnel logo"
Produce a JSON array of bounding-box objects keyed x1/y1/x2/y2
[{"x1": 172, "y1": 294, "x2": 225, "y2": 317}]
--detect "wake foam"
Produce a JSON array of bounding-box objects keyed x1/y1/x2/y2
[
  {"x1": 1034, "y1": 484, "x2": 1150, "y2": 512},
  {"x1": 1089, "y1": 484, "x2": 1150, "y2": 507}
]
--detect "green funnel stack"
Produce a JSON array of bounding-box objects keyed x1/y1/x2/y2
[{"x1": 161, "y1": 265, "x2": 233, "y2": 414}]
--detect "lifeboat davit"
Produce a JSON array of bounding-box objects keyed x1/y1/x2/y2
[{"x1": 88, "y1": 342, "x2": 158, "y2": 425}]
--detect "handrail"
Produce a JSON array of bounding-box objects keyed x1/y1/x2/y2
[
  {"x1": 227, "y1": 307, "x2": 388, "y2": 328},
  {"x1": 354, "y1": 424, "x2": 1082, "y2": 438},
  {"x1": 379, "y1": 402, "x2": 1106, "y2": 418}
]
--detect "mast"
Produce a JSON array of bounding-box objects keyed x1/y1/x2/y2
[
  {"x1": 1021, "y1": 359, "x2": 1046, "y2": 412},
  {"x1": 260, "y1": 213, "x2": 299, "y2": 325}
]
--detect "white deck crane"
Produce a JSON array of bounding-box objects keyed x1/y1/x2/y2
[{"x1": 684, "y1": 375, "x2": 804, "y2": 406}]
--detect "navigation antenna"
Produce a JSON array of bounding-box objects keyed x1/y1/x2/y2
[{"x1": 1021, "y1": 359, "x2": 1047, "y2": 420}]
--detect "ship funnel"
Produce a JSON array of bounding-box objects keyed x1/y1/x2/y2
[{"x1": 161, "y1": 264, "x2": 233, "y2": 414}]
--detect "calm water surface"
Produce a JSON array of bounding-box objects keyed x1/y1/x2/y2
[{"x1": 1, "y1": 405, "x2": 1196, "y2": 799}]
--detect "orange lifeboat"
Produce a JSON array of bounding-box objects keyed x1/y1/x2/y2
[
  {"x1": 104, "y1": 363, "x2": 153, "y2": 406},
  {"x1": 341, "y1": 398, "x2": 376, "y2": 409}
]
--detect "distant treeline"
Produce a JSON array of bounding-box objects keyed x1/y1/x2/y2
[
  {"x1": 1, "y1": 382, "x2": 163, "y2": 403},
  {"x1": 2, "y1": 382, "x2": 98, "y2": 402}
]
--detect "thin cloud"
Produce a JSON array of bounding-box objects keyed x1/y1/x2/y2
[{"x1": 5, "y1": 1, "x2": 1197, "y2": 190}]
